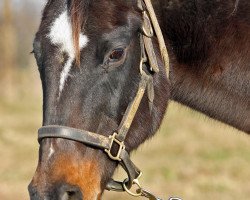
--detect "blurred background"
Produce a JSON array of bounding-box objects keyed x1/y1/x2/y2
[{"x1": 0, "y1": 0, "x2": 249, "y2": 199}]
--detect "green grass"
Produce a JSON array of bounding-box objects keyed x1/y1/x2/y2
[{"x1": 0, "y1": 72, "x2": 250, "y2": 200}]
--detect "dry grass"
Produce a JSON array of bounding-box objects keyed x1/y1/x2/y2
[{"x1": 0, "y1": 69, "x2": 250, "y2": 200}]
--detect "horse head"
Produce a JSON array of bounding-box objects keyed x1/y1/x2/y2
[{"x1": 29, "y1": 0, "x2": 169, "y2": 199}]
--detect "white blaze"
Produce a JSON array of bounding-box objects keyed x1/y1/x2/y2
[
  {"x1": 48, "y1": 10, "x2": 89, "y2": 95},
  {"x1": 48, "y1": 143, "x2": 55, "y2": 159}
]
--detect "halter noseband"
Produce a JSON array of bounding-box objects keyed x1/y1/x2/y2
[{"x1": 38, "y1": 1, "x2": 179, "y2": 199}]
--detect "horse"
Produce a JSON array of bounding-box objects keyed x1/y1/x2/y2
[{"x1": 29, "y1": 0, "x2": 250, "y2": 199}]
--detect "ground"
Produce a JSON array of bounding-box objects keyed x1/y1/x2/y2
[{"x1": 0, "y1": 69, "x2": 249, "y2": 200}]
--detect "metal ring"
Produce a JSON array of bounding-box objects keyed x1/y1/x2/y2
[{"x1": 122, "y1": 178, "x2": 142, "y2": 197}]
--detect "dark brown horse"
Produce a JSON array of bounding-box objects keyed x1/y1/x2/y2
[{"x1": 29, "y1": 0, "x2": 250, "y2": 199}]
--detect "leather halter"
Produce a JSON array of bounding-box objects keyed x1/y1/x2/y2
[{"x1": 38, "y1": 0, "x2": 176, "y2": 199}]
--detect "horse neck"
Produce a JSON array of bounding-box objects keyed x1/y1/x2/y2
[{"x1": 155, "y1": 0, "x2": 250, "y2": 133}]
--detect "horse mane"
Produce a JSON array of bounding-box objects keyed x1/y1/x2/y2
[{"x1": 69, "y1": 0, "x2": 91, "y2": 66}]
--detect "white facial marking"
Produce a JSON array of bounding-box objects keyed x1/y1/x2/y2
[
  {"x1": 59, "y1": 57, "x2": 73, "y2": 93},
  {"x1": 48, "y1": 10, "x2": 89, "y2": 95},
  {"x1": 48, "y1": 143, "x2": 55, "y2": 158}
]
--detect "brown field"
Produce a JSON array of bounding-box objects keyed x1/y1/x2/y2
[{"x1": 0, "y1": 68, "x2": 249, "y2": 200}]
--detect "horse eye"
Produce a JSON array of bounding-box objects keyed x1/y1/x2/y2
[{"x1": 109, "y1": 48, "x2": 125, "y2": 62}]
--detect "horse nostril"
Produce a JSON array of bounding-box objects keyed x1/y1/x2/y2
[{"x1": 60, "y1": 184, "x2": 83, "y2": 200}]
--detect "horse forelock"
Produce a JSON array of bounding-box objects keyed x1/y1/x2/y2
[{"x1": 69, "y1": 0, "x2": 91, "y2": 66}]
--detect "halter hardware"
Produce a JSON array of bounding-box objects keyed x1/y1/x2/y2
[
  {"x1": 37, "y1": 0, "x2": 181, "y2": 200},
  {"x1": 123, "y1": 172, "x2": 143, "y2": 197},
  {"x1": 142, "y1": 11, "x2": 154, "y2": 37},
  {"x1": 104, "y1": 133, "x2": 125, "y2": 161}
]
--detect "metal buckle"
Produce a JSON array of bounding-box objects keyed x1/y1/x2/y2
[{"x1": 105, "y1": 133, "x2": 125, "y2": 161}]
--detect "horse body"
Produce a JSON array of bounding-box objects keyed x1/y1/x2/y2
[{"x1": 29, "y1": 0, "x2": 250, "y2": 200}]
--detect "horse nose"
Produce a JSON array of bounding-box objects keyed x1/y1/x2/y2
[
  {"x1": 59, "y1": 184, "x2": 83, "y2": 200},
  {"x1": 28, "y1": 183, "x2": 83, "y2": 200}
]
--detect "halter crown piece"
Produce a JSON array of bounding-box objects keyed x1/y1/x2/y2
[{"x1": 38, "y1": 0, "x2": 179, "y2": 199}]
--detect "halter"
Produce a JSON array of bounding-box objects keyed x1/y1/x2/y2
[{"x1": 38, "y1": 1, "x2": 180, "y2": 199}]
